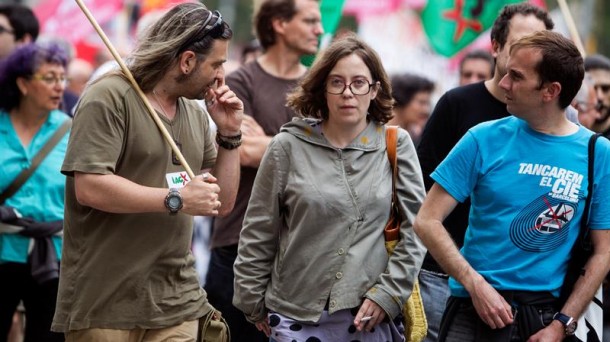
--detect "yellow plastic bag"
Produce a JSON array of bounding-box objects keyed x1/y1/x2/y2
[{"x1": 385, "y1": 126, "x2": 428, "y2": 342}]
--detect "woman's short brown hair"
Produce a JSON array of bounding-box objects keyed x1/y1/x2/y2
[{"x1": 287, "y1": 33, "x2": 394, "y2": 124}]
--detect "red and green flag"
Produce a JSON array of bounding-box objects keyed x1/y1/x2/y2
[{"x1": 421, "y1": 0, "x2": 523, "y2": 57}]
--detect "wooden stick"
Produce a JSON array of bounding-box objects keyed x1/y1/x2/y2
[
  {"x1": 74, "y1": 0, "x2": 196, "y2": 179},
  {"x1": 557, "y1": 0, "x2": 587, "y2": 58}
]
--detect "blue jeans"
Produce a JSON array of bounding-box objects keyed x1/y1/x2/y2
[{"x1": 419, "y1": 268, "x2": 451, "y2": 342}]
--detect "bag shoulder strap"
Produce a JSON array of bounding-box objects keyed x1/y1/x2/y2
[
  {"x1": 0, "y1": 119, "x2": 72, "y2": 204},
  {"x1": 385, "y1": 126, "x2": 399, "y2": 205},
  {"x1": 580, "y1": 133, "x2": 601, "y2": 248}
]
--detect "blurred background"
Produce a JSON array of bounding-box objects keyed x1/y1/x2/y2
[{"x1": 1, "y1": 0, "x2": 608, "y2": 95}]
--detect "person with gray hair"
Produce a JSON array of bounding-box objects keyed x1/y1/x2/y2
[
  {"x1": 572, "y1": 74, "x2": 602, "y2": 129},
  {"x1": 52, "y1": 3, "x2": 243, "y2": 340}
]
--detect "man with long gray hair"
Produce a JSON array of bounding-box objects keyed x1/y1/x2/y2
[{"x1": 52, "y1": 3, "x2": 243, "y2": 341}]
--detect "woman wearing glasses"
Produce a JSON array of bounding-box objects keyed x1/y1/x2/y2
[
  {"x1": 234, "y1": 34, "x2": 426, "y2": 341},
  {"x1": 0, "y1": 42, "x2": 69, "y2": 342}
]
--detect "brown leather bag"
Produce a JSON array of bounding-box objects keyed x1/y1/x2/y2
[{"x1": 384, "y1": 126, "x2": 427, "y2": 342}]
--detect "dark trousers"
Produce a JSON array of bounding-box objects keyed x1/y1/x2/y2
[
  {"x1": 204, "y1": 245, "x2": 267, "y2": 342},
  {"x1": 439, "y1": 292, "x2": 558, "y2": 342},
  {"x1": 0, "y1": 262, "x2": 64, "y2": 342}
]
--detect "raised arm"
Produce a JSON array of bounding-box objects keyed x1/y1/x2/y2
[{"x1": 206, "y1": 78, "x2": 243, "y2": 215}]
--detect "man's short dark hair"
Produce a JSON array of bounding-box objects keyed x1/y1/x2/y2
[
  {"x1": 459, "y1": 49, "x2": 494, "y2": 74},
  {"x1": 490, "y1": 3, "x2": 553, "y2": 49},
  {"x1": 253, "y1": 0, "x2": 319, "y2": 51},
  {"x1": 511, "y1": 31, "x2": 584, "y2": 109},
  {"x1": 0, "y1": 4, "x2": 39, "y2": 42},
  {"x1": 584, "y1": 54, "x2": 610, "y2": 72},
  {"x1": 391, "y1": 73, "x2": 435, "y2": 108}
]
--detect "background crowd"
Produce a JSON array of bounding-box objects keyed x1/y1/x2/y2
[{"x1": 1, "y1": 0, "x2": 610, "y2": 341}]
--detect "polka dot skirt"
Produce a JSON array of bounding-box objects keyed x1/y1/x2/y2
[{"x1": 267, "y1": 308, "x2": 405, "y2": 342}]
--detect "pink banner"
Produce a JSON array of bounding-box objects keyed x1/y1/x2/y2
[
  {"x1": 34, "y1": 0, "x2": 123, "y2": 44},
  {"x1": 343, "y1": 0, "x2": 426, "y2": 20}
]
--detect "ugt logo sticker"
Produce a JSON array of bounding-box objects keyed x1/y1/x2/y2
[{"x1": 165, "y1": 171, "x2": 191, "y2": 188}]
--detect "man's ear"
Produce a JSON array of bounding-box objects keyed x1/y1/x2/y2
[
  {"x1": 271, "y1": 17, "x2": 286, "y2": 36},
  {"x1": 491, "y1": 40, "x2": 501, "y2": 58},
  {"x1": 178, "y1": 50, "x2": 197, "y2": 74},
  {"x1": 543, "y1": 82, "x2": 562, "y2": 103}
]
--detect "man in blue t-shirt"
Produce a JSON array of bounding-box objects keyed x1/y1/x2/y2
[{"x1": 414, "y1": 31, "x2": 610, "y2": 341}]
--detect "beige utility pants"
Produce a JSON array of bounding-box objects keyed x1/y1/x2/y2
[{"x1": 65, "y1": 319, "x2": 198, "y2": 342}]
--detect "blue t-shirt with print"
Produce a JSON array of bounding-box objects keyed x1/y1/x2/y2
[
  {"x1": 0, "y1": 110, "x2": 69, "y2": 263},
  {"x1": 432, "y1": 116, "x2": 610, "y2": 297}
]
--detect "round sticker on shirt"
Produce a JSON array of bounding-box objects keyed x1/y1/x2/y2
[{"x1": 509, "y1": 193, "x2": 576, "y2": 252}]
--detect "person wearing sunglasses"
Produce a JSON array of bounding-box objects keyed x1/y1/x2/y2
[
  {"x1": 52, "y1": 3, "x2": 243, "y2": 341},
  {"x1": 0, "y1": 4, "x2": 39, "y2": 61},
  {"x1": 234, "y1": 33, "x2": 426, "y2": 342},
  {"x1": 584, "y1": 54, "x2": 610, "y2": 138},
  {"x1": 0, "y1": 42, "x2": 69, "y2": 342}
]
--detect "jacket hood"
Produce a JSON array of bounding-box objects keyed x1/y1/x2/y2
[{"x1": 280, "y1": 117, "x2": 385, "y2": 151}]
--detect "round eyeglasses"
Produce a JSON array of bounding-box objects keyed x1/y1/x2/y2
[{"x1": 326, "y1": 78, "x2": 375, "y2": 96}]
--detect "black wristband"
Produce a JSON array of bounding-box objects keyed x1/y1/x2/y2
[
  {"x1": 216, "y1": 131, "x2": 242, "y2": 141},
  {"x1": 216, "y1": 133, "x2": 242, "y2": 150}
]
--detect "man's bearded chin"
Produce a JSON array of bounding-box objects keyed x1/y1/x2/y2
[{"x1": 595, "y1": 106, "x2": 610, "y2": 123}]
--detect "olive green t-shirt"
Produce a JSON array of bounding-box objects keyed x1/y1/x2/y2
[{"x1": 52, "y1": 74, "x2": 216, "y2": 331}]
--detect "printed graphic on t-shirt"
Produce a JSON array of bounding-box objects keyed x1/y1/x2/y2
[
  {"x1": 509, "y1": 163, "x2": 583, "y2": 252},
  {"x1": 517, "y1": 163, "x2": 583, "y2": 202}
]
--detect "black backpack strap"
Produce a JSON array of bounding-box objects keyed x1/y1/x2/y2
[{"x1": 580, "y1": 133, "x2": 601, "y2": 250}]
